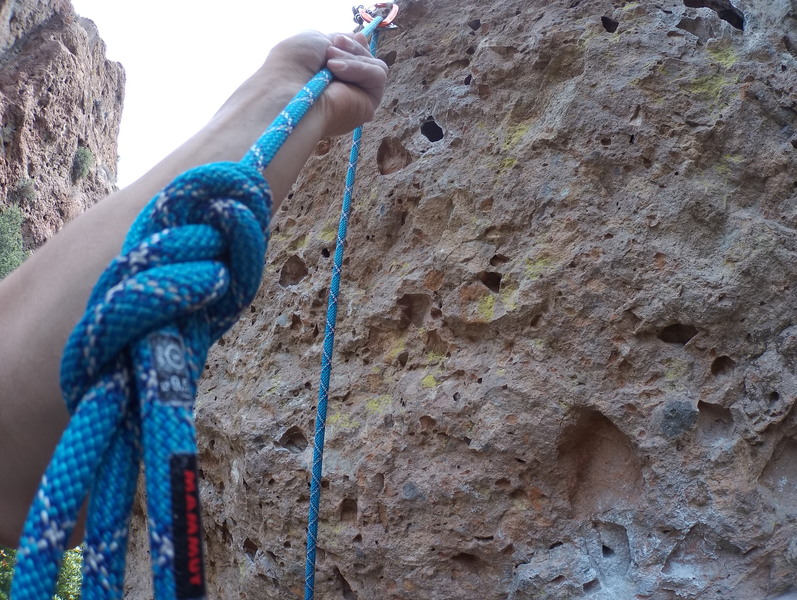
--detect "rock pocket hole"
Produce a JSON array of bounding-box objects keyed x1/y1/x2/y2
[
  {"x1": 451, "y1": 552, "x2": 481, "y2": 571},
  {"x1": 334, "y1": 567, "x2": 357, "y2": 600},
  {"x1": 683, "y1": 0, "x2": 744, "y2": 31},
  {"x1": 340, "y1": 498, "x2": 358, "y2": 523},
  {"x1": 279, "y1": 255, "x2": 308, "y2": 286},
  {"x1": 490, "y1": 254, "x2": 510, "y2": 267},
  {"x1": 421, "y1": 118, "x2": 444, "y2": 142},
  {"x1": 243, "y1": 538, "x2": 259, "y2": 560},
  {"x1": 657, "y1": 324, "x2": 698, "y2": 344},
  {"x1": 397, "y1": 293, "x2": 432, "y2": 327},
  {"x1": 476, "y1": 271, "x2": 502, "y2": 293},
  {"x1": 710, "y1": 355, "x2": 735, "y2": 376},
  {"x1": 377, "y1": 137, "x2": 413, "y2": 175},
  {"x1": 380, "y1": 50, "x2": 397, "y2": 67},
  {"x1": 278, "y1": 426, "x2": 308, "y2": 453},
  {"x1": 601, "y1": 16, "x2": 619, "y2": 33},
  {"x1": 697, "y1": 401, "x2": 734, "y2": 440},
  {"x1": 584, "y1": 579, "x2": 601, "y2": 593},
  {"x1": 467, "y1": 18, "x2": 481, "y2": 31},
  {"x1": 602, "y1": 544, "x2": 615, "y2": 558}
]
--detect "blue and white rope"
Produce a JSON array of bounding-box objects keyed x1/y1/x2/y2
[
  {"x1": 12, "y1": 16, "x2": 384, "y2": 600},
  {"x1": 303, "y1": 26, "x2": 382, "y2": 600}
]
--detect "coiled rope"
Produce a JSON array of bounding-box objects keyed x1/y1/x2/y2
[{"x1": 11, "y1": 14, "x2": 387, "y2": 600}]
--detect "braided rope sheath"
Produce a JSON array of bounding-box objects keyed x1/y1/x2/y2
[
  {"x1": 303, "y1": 27, "x2": 381, "y2": 600},
  {"x1": 10, "y1": 15, "x2": 386, "y2": 596}
]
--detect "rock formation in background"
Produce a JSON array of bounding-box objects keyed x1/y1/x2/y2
[
  {"x1": 0, "y1": 0, "x2": 123, "y2": 250},
  {"x1": 182, "y1": 0, "x2": 797, "y2": 598}
]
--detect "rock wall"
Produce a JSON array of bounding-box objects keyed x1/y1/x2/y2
[
  {"x1": 0, "y1": 0, "x2": 123, "y2": 249},
  {"x1": 189, "y1": 0, "x2": 797, "y2": 598}
]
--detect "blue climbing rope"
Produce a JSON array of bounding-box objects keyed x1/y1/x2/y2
[
  {"x1": 11, "y1": 15, "x2": 386, "y2": 600},
  {"x1": 303, "y1": 25, "x2": 382, "y2": 600}
]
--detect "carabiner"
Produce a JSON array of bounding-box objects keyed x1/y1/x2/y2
[{"x1": 355, "y1": 2, "x2": 399, "y2": 29}]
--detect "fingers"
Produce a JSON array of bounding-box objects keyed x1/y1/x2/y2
[
  {"x1": 331, "y1": 33, "x2": 371, "y2": 57},
  {"x1": 326, "y1": 35, "x2": 388, "y2": 78}
]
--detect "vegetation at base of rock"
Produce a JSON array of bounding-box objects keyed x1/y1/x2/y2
[
  {"x1": 0, "y1": 204, "x2": 28, "y2": 278},
  {"x1": 72, "y1": 146, "x2": 94, "y2": 181},
  {"x1": 10, "y1": 178, "x2": 35, "y2": 204},
  {"x1": 0, "y1": 545, "x2": 83, "y2": 599}
]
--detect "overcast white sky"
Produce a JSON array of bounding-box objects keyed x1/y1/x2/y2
[{"x1": 70, "y1": 0, "x2": 359, "y2": 187}]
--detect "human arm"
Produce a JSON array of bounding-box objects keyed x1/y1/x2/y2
[{"x1": 0, "y1": 30, "x2": 387, "y2": 548}]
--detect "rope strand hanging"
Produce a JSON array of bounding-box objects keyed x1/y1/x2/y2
[
  {"x1": 303, "y1": 26, "x2": 385, "y2": 600},
  {"x1": 10, "y1": 11, "x2": 394, "y2": 600}
]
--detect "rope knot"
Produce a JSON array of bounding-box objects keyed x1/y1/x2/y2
[{"x1": 61, "y1": 162, "x2": 271, "y2": 413}]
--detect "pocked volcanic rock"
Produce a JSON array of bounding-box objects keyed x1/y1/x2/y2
[
  {"x1": 124, "y1": 0, "x2": 797, "y2": 598},
  {"x1": 0, "y1": 0, "x2": 124, "y2": 250}
]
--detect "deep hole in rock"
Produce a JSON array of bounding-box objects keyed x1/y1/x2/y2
[
  {"x1": 334, "y1": 567, "x2": 357, "y2": 600},
  {"x1": 601, "y1": 16, "x2": 619, "y2": 32},
  {"x1": 380, "y1": 50, "x2": 397, "y2": 67},
  {"x1": 584, "y1": 578, "x2": 601, "y2": 593},
  {"x1": 490, "y1": 254, "x2": 510, "y2": 267},
  {"x1": 340, "y1": 497, "x2": 358, "y2": 523},
  {"x1": 467, "y1": 18, "x2": 481, "y2": 31},
  {"x1": 397, "y1": 293, "x2": 432, "y2": 327},
  {"x1": 451, "y1": 552, "x2": 481, "y2": 571},
  {"x1": 397, "y1": 351, "x2": 409, "y2": 367},
  {"x1": 683, "y1": 0, "x2": 744, "y2": 31},
  {"x1": 421, "y1": 119, "x2": 444, "y2": 142},
  {"x1": 697, "y1": 401, "x2": 734, "y2": 440},
  {"x1": 657, "y1": 324, "x2": 699, "y2": 344},
  {"x1": 321, "y1": 248, "x2": 330, "y2": 258},
  {"x1": 476, "y1": 270, "x2": 502, "y2": 293},
  {"x1": 785, "y1": 36, "x2": 797, "y2": 57},
  {"x1": 290, "y1": 314, "x2": 302, "y2": 330},
  {"x1": 279, "y1": 255, "x2": 308, "y2": 286},
  {"x1": 558, "y1": 410, "x2": 643, "y2": 516},
  {"x1": 710, "y1": 355, "x2": 735, "y2": 375},
  {"x1": 278, "y1": 426, "x2": 308, "y2": 453},
  {"x1": 243, "y1": 537, "x2": 258, "y2": 560},
  {"x1": 464, "y1": 74, "x2": 472, "y2": 85},
  {"x1": 602, "y1": 544, "x2": 615, "y2": 558},
  {"x1": 377, "y1": 137, "x2": 413, "y2": 175}
]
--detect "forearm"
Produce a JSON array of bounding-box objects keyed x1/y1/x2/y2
[
  {"x1": 0, "y1": 27, "x2": 386, "y2": 548},
  {"x1": 0, "y1": 63, "x2": 325, "y2": 548}
]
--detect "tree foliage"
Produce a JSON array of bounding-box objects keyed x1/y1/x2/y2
[
  {"x1": 0, "y1": 204, "x2": 28, "y2": 279},
  {"x1": 0, "y1": 546, "x2": 83, "y2": 600}
]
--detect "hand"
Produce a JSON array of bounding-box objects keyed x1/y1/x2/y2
[{"x1": 265, "y1": 31, "x2": 389, "y2": 137}]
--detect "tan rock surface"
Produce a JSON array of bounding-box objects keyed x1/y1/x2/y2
[
  {"x1": 0, "y1": 0, "x2": 123, "y2": 249},
  {"x1": 129, "y1": 0, "x2": 797, "y2": 598}
]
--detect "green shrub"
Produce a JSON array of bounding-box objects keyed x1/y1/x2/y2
[
  {"x1": 0, "y1": 204, "x2": 27, "y2": 279},
  {"x1": 10, "y1": 178, "x2": 35, "y2": 205},
  {"x1": 0, "y1": 545, "x2": 83, "y2": 600},
  {"x1": 54, "y1": 546, "x2": 82, "y2": 600},
  {"x1": 0, "y1": 547, "x2": 13, "y2": 600},
  {"x1": 72, "y1": 146, "x2": 94, "y2": 181}
]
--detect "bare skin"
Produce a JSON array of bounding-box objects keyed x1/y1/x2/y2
[{"x1": 0, "y1": 30, "x2": 388, "y2": 548}]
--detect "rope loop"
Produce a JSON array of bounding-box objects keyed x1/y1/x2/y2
[{"x1": 13, "y1": 162, "x2": 271, "y2": 600}]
